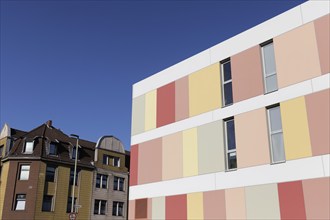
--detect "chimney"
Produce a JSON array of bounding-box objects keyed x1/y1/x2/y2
[{"x1": 46, "y1": 120, "x2": 52, "y2": 127}]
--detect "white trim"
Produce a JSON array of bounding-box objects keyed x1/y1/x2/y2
[
  {"x1": 132, "y1": 1, "x2": 329, "y2": 98},
  {"x1": 129, "y1": 154, "x2": 330, "y2": 200},
  {"x1": 131, "y1": 73, "x2": 330, "y2": 145}
]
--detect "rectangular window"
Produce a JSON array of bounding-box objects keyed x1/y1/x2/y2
[
  {"x1": 49, "y1": 142, "x2": 58, "y2": 156},
  {"x1": 112, "y1": 201, "x2": 124, "y2": 216},
  {"x1": 103, "y1": 155, "x2": 120, "y2": 167},
  {"x1": 220, "y1": 59, "x2": 233, "y2": 106},
  {"x1": 261, "y1": 41, "x2": 278, "y2": 93},
  {"x1": 69, "y1": 168, "x2": 79, "y2": 185},
  {"x1": 66, "y1": 197, "x2": 77, "y2": 213},
  {"x1": 113, "y1": 157, "x2": 120, "y2": 167},
  {"x1": 19, "y1": 165, "x2": 30, "y2": 180},
  {"x1": 113, "y1": 176, "x2": 125, "y2": 191},
  {"x1": 45, "y1": 165, "x2": 56, "y2": 182},
  {"x1": 94, "y1": 200, "x2": 107, "y2": 215},
  {"x1": 71, "y1": 147, "x2": 79, "y2": 160},
  {"x1": 96, "y1": 174, "x2": 108, "y2": 189},
  {"x1": 103, "y1": 155, "x2": 109, "y2": 165},
  {"x1": 24, "y1": 141, "x2": 34, "y2": 154},
  {"x1": 42, "y1": 195, "x2": 53, "y2": 212},
  {"x1": 267, "y1": 105, "x2": 285, "y2": 163},
  {"x1": 224, "y1": 118, "x2": 237, "y2": 170},
  {"x1": 15, "y1": 194, "x2": 26, "y2": 210}
]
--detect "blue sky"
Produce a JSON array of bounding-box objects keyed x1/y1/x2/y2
[{"x1": 0, "y1": 0, "x2": 305, "y2": 150}]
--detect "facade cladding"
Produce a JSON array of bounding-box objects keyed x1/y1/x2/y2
[
  {"x1": 0, "y1": 121, "x2": 129, "y2": 220},
  {"x1": 129, "y1": 2, "x2": 329, "y2": 220}
]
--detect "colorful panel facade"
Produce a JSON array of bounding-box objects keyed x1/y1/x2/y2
[{"x1": 130, "y1": 2, "x2": 329, "y2": 220}]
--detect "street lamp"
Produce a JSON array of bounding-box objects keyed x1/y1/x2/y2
[{"x1": 70, "y1": 134, "x2": 79, "y2": 214}]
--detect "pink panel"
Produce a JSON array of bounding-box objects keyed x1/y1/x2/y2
[
  {"x1": 130, "y1": 145, "x2": 139, "y2": 186},
  {"x1": 138, "y1": 138, "x2": 162, "y2": 184},
  {"x1": 203, "y1": 190, "x2": 226, "y2": 219},
  {"x1": 157, "y1": 82, "x2": 175, "y2": 127},
  {"x1": 314, "y1": 14, "x2": 330, "y2": 74},
  {"x1": 231, "y1": 46, "x2": 264, "y2": 102},
  {"x1": 303, "y1": 177, "x2": 330, "y2": 220},
  {"x1": 305, "y1": 89, "x2": 330, "y2": 156},
  {"x1": 166, "y1": 194, "x2": 187, "y2": 220},
  {"x1": 278, "y1": 181, "x2": 307, "y2": 220},
  {"x1": 225, "y1": 187, "x2": 246, "y2": 219},
  {"x1": 175, "y1": 76, "x2": 189, "y2": 121},
  {"x1": 128, "y1": 200, "x2": 135, "y2": 220}
]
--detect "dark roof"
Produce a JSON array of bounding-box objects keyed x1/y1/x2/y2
[{"x1": 10, "y1": 128, "x2": 27, "y2": 139}]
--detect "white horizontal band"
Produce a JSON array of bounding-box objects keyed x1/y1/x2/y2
[
  {"x1": 131, "y1": 73, "x2": 329, "y2": 145},
  {"x1": 132, "y1": 1, "x2": 329, "y2": 98},
  {"x1": 129, "y1": 154, "x2": 330, "y2": 200}
]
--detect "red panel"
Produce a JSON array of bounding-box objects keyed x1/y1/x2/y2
[
  {"x1": 129, "y1": 145, "x2": 138, "y2": 186},
  {"x1": 166, "y1": 194, "x2": 187, "y2": 220},
  {"x1": 278, "y1": 181, "x2": 307, "y2": 220},
  {"x1": 157, "y1": 82, "x2": 175, "y2": 127}
]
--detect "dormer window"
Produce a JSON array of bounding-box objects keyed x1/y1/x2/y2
[
  {"x1": 71, "y1": 147, "x2": 80, "y2": 160},
  {"x1": 24, "y1": 141, "x2": 34, "y2": 154},
  {"x1": 49, "y1": 142, "x2": 58, "y2": 156}
]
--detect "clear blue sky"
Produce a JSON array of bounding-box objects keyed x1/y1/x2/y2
[{"x1": 0, "y1": 0, "x2": 305, "y2": 150}]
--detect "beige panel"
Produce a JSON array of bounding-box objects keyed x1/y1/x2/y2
[
  {"x1": 245, "y1": 184, "x2": 280, "y2": 219},
  {"x1": 131, "y1": 95, "x2": 145, "y2": 135},
  {"x1": 275, "y1": 22, "x2": 321, "y2": 88},
  {"x1": 225, "y1": 187, "x2": 246, "y2": 220},
  {"x1": 281, "y1": 97, "x2": 312, "y2": 160},
  {"x1": 197, "y1": 121, "x2": 225, "y2": 174},
  {"x1": 128, "y1": 200, "x2": 135, "y2": 220},
  {"x1": 187, "y1": 192, "x2": 204, "y2": 220},
  {"x1": 314, "y1": 14, "x2": 330, "y2": 74},
  {"x1": 175, "y1": 76, "x2": 189, "y2": 121},
  {"x1": 189, "y1": 63, "x2": 221, "y2": 117},
  {"x1": 183, "y1": 128, "x2": 198, "y2": 177},
  {"x1": 236, "y1": 108, "x2": 270, "y2": 168},
  {"x1": 145, "y1": 90, "x2": 157, "y2": 131},
  {"x1": 0, "y1": 162, "x2": 9, "y2": 219},
  {"x1": 162, "y1": 132, "x2": 183, "y2": 180},
  {"x1": 152, "y1": 197, "x2": 165, "y2": 220}
]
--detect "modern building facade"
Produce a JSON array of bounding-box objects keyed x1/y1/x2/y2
[
  {"x1": 0, "y1": 121, "x2": 129, "y2": 220},
  {"x1": 129, "y1": 1, "x2": 329, "y2": 219}
]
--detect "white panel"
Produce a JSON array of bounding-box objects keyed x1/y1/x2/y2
[
  {"x1": 323, "y1": 154, "x2": 330, "y2": 177},
  {"x1": 132, "y1": 74, "x2": 330, "y2": 145},
  {"x1": 209, "y1": 6, "x2": 302, "y2": 64},
  {"x1": 129, "y1": 173, "x2": 216, "y2": 200},
  {"x1": 132, "y1": 49, "x2": 211, "y2": 98},
  {"x1": 312, "y1": 73, "x2": 330, "y2": 93},
  {"x1": 129, "y1": 155, "x2": 329, "y2": 200},
  {"x1": 300, "y1": 0, "x2": 330, "y2": 24}
]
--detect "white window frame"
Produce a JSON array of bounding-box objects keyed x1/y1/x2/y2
[
  {"x1": 19, "y1": 165, "x2": 30, "y2": 180},
  {"x1": 24, "y1": 141, "x2": 34, "y2": 154},
  {"x1": 112, "y1": 201, "x2": 124, "y2": 216},
  {"x1": 113, "y1": 176, "x2": 125, "y2": 191},
  {"x1": 224, "y1": 118, "x2": 237, "y2": 171},
  {"x1": 94, "y1": 199, "x2": 107, "y2": 215},
  {"x1": 112, "y1": 157, "x2": 120, "y2": 167},
  {"x1": 220, "y1": 59, "x2": 233, "y2": 107},
  {"x1": 96, "y1": 174, "x2": 108, "y2": 189},
  {"x1": 15, "y1": 194, "x2": 26, "y2": 210},
  {"x1": 261, "y1": 40, "x2": 278, "y2": 94},
  {"x1": 267, "y1": 105, "x2": 286, "y2": 164}
]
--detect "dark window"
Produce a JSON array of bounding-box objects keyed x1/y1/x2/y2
[
  {"x1": 221, "y1": 59, "x2": 233, "y2": 106},
  {"x1": 113, "y1": 176, "x2": 125, "y2": 191},
  {"x1": 42, "y1": 195, "x2": 53, "y2": 212},
  {"x1": 94, "y1": 200, "x2": 107, "y2": 215},
  {"x1": 69, "y1": 168, "x2": 80, "y2": 185},
  {"x1": 46, "y1": 165, "x2": 56, "y2": 182},
  {"x1": 113, "y1": 157, "x2": 120, "y2": 167},
  {"x1": 72, "y1": 147, "x2": 79, "y2": 160},
  {"x1": 103, "y1": 155, "x2": 109, "y2": 165},
  {"x1": 49, "y1": 142, "x2": 58, "y2": 156},
  {"x1": 96, "y1": 174, "x2": 108, "y2": 189},
  {"x1": 112, "y1": 201, "x2": 124, "y2": 216},
  {"x1": 0, "y1": 145, "x2": 4, "y2": 157},
  {"x1": 103, "y1": 155, "x2": 120, "y2": 167},
  {"x1": 66, "y1": 197, "x2": 77, "y2": 213},
  {"x1": 224, "y1": 118, "x2": 237, "y2": 170}
]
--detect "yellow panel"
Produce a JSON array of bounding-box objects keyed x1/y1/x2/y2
[
  {"x1": 0, "y1": 162, "x2": 9, "y2": 219},
  {"x1": 145, "y1": 90, "x2": 157, "y2": 131},
  {"x1": 183, "y1": 128, "x2": 198, "y2": 177},
  {"x1": 281, "y1": 97, "x2": 312, "y2": 160},
  {"x1": 189, "y1": 63, "x2": 221, "y2": 117},
  {"x1": 187, "y1": 192, "x2": 204, "y2": 220}
]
